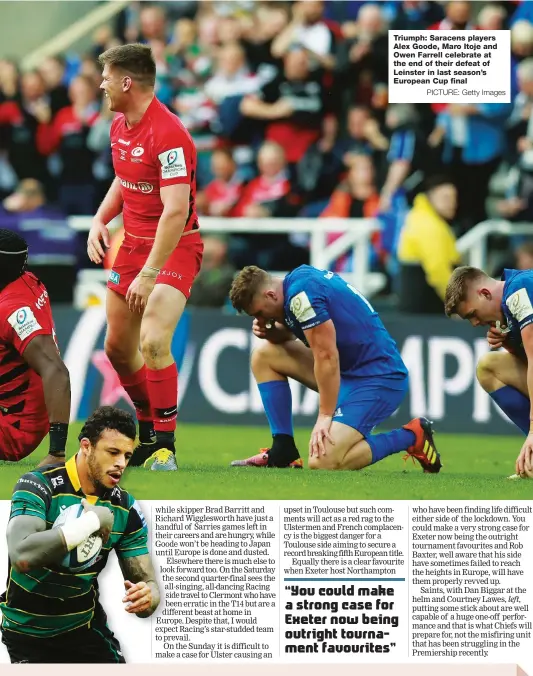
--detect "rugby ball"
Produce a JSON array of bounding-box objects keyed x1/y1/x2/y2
[{"x1": 52, "y1": 503, "x2": 103, "y2": 572}]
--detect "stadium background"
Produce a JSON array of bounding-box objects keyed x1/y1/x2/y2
[{"x1": 0, "y1": 0, "x2": 532, "y2": 497}]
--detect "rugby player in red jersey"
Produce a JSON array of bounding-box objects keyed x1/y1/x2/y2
[
  {"x1": 87, "y1": 44, "x2": 203, "y2": 471},
  {"x1": 0, "y1": 229, "x2": 70, "y2": 466}
]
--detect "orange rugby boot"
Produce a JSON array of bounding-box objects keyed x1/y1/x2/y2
[{"x1": 402, "y1": 417, "x2": 442, "y2": 474}]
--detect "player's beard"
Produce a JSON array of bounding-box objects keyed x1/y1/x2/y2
[{"x1": 87, "y1": 450, "x2": 112, "y2": 494}]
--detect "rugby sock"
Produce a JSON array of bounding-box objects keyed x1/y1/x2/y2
[
  {"x1": 120, "y1": 365, "x2": 153, "y2": 425},
  {"x1": 367, "y1": 428, "x2": 416, "y2": 464},
  {"x1": 138, "y1": 421, "x2": 156, "y2": 445},
  {"x1": 120, "y1": 367, "x2": 157, "y2": 466},
  {"x1": 147, "y1": 362, "x2": 178, "y2": 435},
  {"x1": 258, "y1": 380, "x2": 293, "y2": 436},
  {"x1": 490, "y1": 386, "x2": 530, "y2": 435},
  {"x1": 258, "y1": 381, "x2": 300, "y2": 465}
]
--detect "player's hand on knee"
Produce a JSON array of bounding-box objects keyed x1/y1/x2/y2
[
  {"x1": 81, "y1": 498, "x2": 114, "y2": 543},
  {"x1": 87, "y1": 219, "x2": 110, "y2": 264},
  {"x1": 123, "y1": 580, "x2": 152, "y2": 614},
  {"x1": 487, "y1": 326, "x2": 504, "y2": 350},
  {"x1": 310, "y1": 414, "x2": 334, "y2": 458}
]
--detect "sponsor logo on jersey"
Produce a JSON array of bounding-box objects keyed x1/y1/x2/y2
[
  {"x1": 35, "y1": 289, "x2": 49, "y2": 310},
  {"x1": 118, "y1": 139, "x2": 130, "y2": 146},
  {"x1": 158, "y1": 147, "x2": 187, "y2": 179},
  {"x1": 160, "y1": 270, "x2": 183, "y2": 279},
  {"x1": 119, "y1": 179, "x2": 154, "y2": 194},
  {"x1": 18, "y1": 477, "x2": 49, "y2": 495}
]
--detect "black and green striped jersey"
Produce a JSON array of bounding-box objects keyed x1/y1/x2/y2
[{"x1": 0, "y1": 454, "x2": 149, "y2": 638}]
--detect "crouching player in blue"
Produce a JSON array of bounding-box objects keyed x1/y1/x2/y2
[
  {"x1": 445, "y1": 266, "x2": 533, "y2": 478},
  {"x1": 229, "y1": 265, "x2": 441, "y2": 472}
]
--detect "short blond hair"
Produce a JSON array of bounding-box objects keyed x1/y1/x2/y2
[
  {"x1": 229, "y1": 266, "x2": 270, "y2": 313},
  {"x1": 444, "y1": 266, "x2": 487, "y2": 317}
]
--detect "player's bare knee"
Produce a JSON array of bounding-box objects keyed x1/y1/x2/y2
[
  {"x1": 476, "y1": 351, "x2": 506, "y2": 392},
  {"x1": 308, "y1": 454, "x2": 341, "y2": 471},
  {"x1": 140, "y1": 334, "x2": 171, "y2": 368},
  {"x1": 104, "y1": 339, "x2": 128, "y2": 368},
  {"x1": 251, "y1": 341, "x2": 284, "y2": 376}
]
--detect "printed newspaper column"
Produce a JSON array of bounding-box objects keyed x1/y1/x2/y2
[
  {"x1": 410, "y1": 503, "x2": 533, "y2": 662},
  {"x1": 388, "y1": 30, "x2": 510, "y2": 104},
  {"x1": 152, "y1": 502, "x2": 279, "y2": 661},
  {"x1": 281, "y1": 502, "x2": 408, "y2": 661}
]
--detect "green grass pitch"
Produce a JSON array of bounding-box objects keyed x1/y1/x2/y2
[{"x1": 0, "y1": 423, "x2": 530, "y2": 500}]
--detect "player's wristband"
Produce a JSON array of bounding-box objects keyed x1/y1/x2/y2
[
  {"x1": 60, "y1": 511, "x2": 101, "y2": 552},
  {"x1": 140, "y1": 266, "x2": 160, "y2": 278},
  {"x1": 49, "y1": 422, "x2": 68, "y2": 456}
]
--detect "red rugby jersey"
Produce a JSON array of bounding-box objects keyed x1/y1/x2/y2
[
  {"x1": 0, "y1": 272, "x2": 58, "y2": 423},
  {"x1": 110, "y1": 97, "x2": 199, "y2": 238}
]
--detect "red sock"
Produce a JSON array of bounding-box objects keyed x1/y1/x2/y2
[
  {"x1": 120, "y1": 366, "x2": 152, "y2": 422},
  {"x1": 146, "y1": 362, "x2": 178, "y2": 433}
]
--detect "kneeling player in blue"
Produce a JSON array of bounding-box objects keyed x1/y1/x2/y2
[
  {"x1": 229, "y1": 265, "x2": 441, "y2": 472},
  {"x1": 445, "y1": 266, "x2": 533, "y2": 478}
]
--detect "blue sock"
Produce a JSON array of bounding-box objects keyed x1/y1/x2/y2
[
  {"x1": 257, "y1": 380, "x2": 293, "y2": 437},
  {"x1": 367, "y1": 428, "x2": 416, "y2": 464},
  {"x1": 490, "y1": 386, "x2": 530, "y2": 435}
]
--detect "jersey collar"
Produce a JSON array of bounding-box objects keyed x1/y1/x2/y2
[
  {"x1": 65, "y1": 453, "x2": 100, "y2": 504},
  {"x1": 65, "y1": 454, "x2": 81, "y2": 492}
]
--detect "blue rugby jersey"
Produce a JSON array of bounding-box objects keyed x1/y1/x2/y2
[
  {"x1": 282, "y1": 266, "x2": 407, "y2": 380},
  {"x1": 501, "y1": 268, "x2": 533, "y2": 360}
]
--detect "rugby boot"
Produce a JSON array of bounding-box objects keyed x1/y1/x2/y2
[
  {"x1": 402, "y1": 417, "x2": 442, "y2": 473},
  {"x1": 145, "y1": 448, "x2": 178, "y2": 471},
  {"x1": 129, "y1": 438, "x2": 159, "y2": 467},
  {"x1": 130, "y1": 430, "x2": 176, "y2": 468},
  {"x1": 231, "y1": 447, "x2": 303, "y2": 468}
]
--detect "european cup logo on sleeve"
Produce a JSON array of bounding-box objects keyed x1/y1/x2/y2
[
  {"x1": 290, "y1": 292, "x2": 316, "y2": 323},
  {"x1": 8, "y1": 306, "x2": 42, "y2": 340},
  {"x1": 506, "y1": 288, "x2": 533, "y2": 323},
  {"x1": 158, "y1": 147, "x2": 187, "y2": 179}
]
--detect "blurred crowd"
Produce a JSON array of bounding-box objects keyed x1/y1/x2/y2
[{"x1": 1, "y1": 0, "x2": 533, "y2": 311}]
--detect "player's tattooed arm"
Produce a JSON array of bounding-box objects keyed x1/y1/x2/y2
[
  {"x1": 7, "y1": 515, "x2": 67, "y2": 573},
  {"x1": 119, "y1": 554, "x2": 161, "y2": 618}
]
